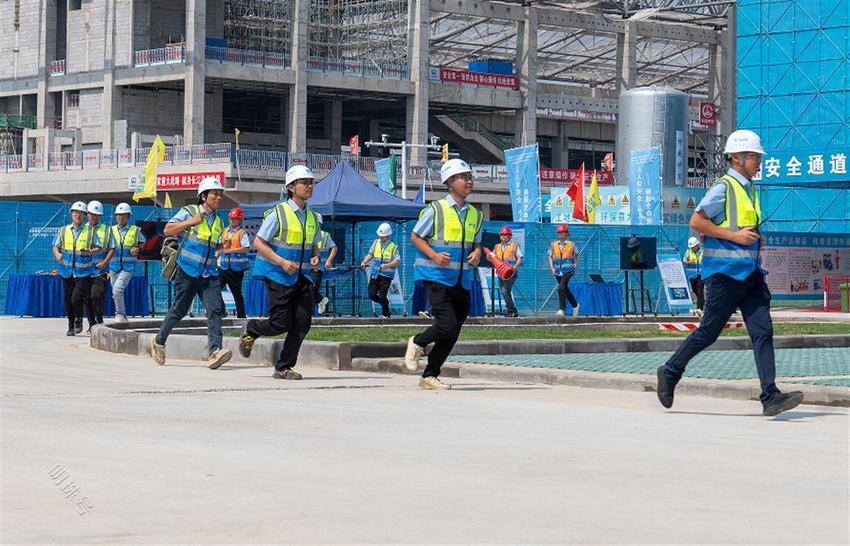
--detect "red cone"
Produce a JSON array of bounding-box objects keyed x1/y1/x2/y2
[{"x1": 482, "y1": 247, "x2": 516, "y2": 281}]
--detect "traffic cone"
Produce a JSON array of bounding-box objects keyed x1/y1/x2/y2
[{"x1": 482, "y1": 247, "x2": 516, "y2": 281}]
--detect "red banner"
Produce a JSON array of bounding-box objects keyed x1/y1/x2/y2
[
  {"x1": 539, "y1": 168, "x2": 613, "y2": 188},
  {"x1": 348, "y1": 135, "x2": 360, "y2": 156},
  {"x1": 439, "y1": 68, "x2": 518, "y2": 89},
  {"x1": 156, "y1": 171, "x2": 225, "y2": 190},
  {"x1": 699, "y1": 101, "x2": 717, "y2": 126}
]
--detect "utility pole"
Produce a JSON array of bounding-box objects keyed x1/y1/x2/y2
[{"x1": 365, "y1": 135, "x2": 442, "y2": 199}]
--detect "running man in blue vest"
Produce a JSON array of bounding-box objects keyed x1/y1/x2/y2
[
  {"x1": 52, "y1": 201, "x2": 103, "y2": 336},
  {"x1": 108, "y1": 202, "x2": 145, "y2": 322},
  {"x1": 238, "y1": 165, "x2": 322, "y2": 380},
  {"x1": 361, "y1": 222, "x2": 400, "y2": 318},
  {"x1": 217, "y1": 207, "x2": 250, "y2": 318},
  {"x1": 404, "y1": 158, "x2": 483, "y2": 390},
  {"x1": 85, "y1": 200, "x2": 112, "y2": 331},
  {"x1": 656, "y1": 130, "x2": 804, "y2": 417},
  {"x1": 150, "y1": 177, "x2": 233, "y2": 369}
]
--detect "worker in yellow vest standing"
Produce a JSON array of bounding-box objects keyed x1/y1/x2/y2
[
  {"x1": 494, "y1": 225, "x2": 522, "y2": 317},
  {"x1": 548, "y1": 224, "x2": 579, "y2": 316},
  {"x1": 149, "y1": 177, "x2": 232, "y2": 369},
  {"x1": 108, "y1": 202, "x2": 145, "y2": 322},
  {"x1": 405, "y1": 159, "x2": 483, "y2": 390},
  {"x1": 85, "y1": 200, "x2": 112, "y2": 331},
  {"x1": 217, "y1": 207, "x2": 250, "y2": 318},
  {"x1": 657, "y1": 129, "x2": 803, "y2": 417},
  {"x1": 361, "y1": 223, "x2": 400, "y2": 318},
  {"x1": 238, "y1": 165, "x2": 322, "y2": 380},
  {"x1": 52, "y1": 201, "x2": 103, "y2": 336},
  {"x1": 683, "y1": 236, "x2": 704, "y2": 314}
]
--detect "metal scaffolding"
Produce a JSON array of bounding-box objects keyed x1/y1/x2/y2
[
  {"x1": 224, "y1": 0, "x2": 292, "y2": 53},
  {"x1": 309, "y1": 0, "x2": 409, "y2": 67}
]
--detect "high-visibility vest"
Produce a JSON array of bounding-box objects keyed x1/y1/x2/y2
[
  {"x1": 701, "y1": 174, "x2": 763, "y2": 281},
  {"x1": 317, "y1": 231, "x2": 332, "y2": 271},
  {"x1": 252, "y1": 201, "x2": 319, "y2": 286},
  {"x1": 109, "y1": 224, "x2": 141, "y2": 273},
  {"x1": 494, "y1": 241, "x2": 519, "y2": 266},
  {"x1": 57, "y1": 223, "x2": 95, "y2": 279},
  {"x1": 683, "y1": 248, "x2": 703, "y2": 279},
  {"x1": 89, "y1": 223, "x2": 109, "y2": 276},
  {"x1": 551, "y1": 240, "x2": 576, "y2": 276},
  {"x1": 413, "y1": 198, "x2": 482, "y2": 290},
  {"x1": 217, "y1": 227, "x2": 250, "y2": 272},
  {"x1": 369, "y1": 239, "x2": 398, "y2": 279},
  {"x1": 175, "y1": 205, "x2": 225, "y2": 278}
]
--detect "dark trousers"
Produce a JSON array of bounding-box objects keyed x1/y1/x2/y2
[
  {"x1": 499, "y1": 275, "x2": 517, "y2": 314},
  {"x1": 663, "y1": 270, "x2": 779, "y2": 404},
  {"x1": 413, "y1": 281, "x2": 470, "y2": 378},
  {"x1": 247, "y1": 276, "x2": 313, "y2": 371},
  {"x1": 63, "y1": 276, "x2": 91, "y2": 327},
  {"x1": 219, "y1": 268, "x2": 246, "y2": 318},
  {"x1": 85, "y1": 274, "x2": 107, "y2": 326},
  {"x1": 689, "y1": 276, "x2": 705, "y2": 310},
  {"x1": 368, "y1": 275, "x2": 392, "y2": 317},
  {"x1": 312, "y1": 270, "x2": 324, "y2": 302},
  {"x1": 155, "y1": 267, "x2": 225, "y2": 356},
  {"x1": 555, "y1": 272, "x2": 578, "y2": 310}
]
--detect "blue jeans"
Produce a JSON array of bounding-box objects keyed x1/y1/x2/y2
[
  {"x1": 663, "y1": 270, "x2": 779, "y2": 404},
  {"x1": 111, "y1": 270, "x2": 133, "y2": 317},
  {"x1": 499, "y1": 274, "x2": 517, "y2": 314},
  {"x1": 155, "y1": 267, "x2": 224, "y2": 356}
]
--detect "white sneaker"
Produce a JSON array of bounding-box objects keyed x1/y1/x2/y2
[
  {"x1": 418, "y1": 310, "x2": 433, "y2": 319},
  {"x1": 404, "y1": 336, "x2": 424, "y2": 371},
  {"x1": 317, "y1": 297, "x2": 329, "y2": 315},
  {"x1": 379, "y1": 315, "x2": 390, "y2": 319},
  {"x1": 572, "y1": 304, "x2": 580, "y2": 317},
  {"x1": 150, "y1": 338, "x2": 166, "y2": 365},
  {"x1": 115, "y1": 314, "x2": 128, "y2": 323},
  {"x1": 419, "y1": 376, "x2": 451, "y2": 390},
  {"x1": 555, "y1": 309, "x2": 564, "y2": 316}
]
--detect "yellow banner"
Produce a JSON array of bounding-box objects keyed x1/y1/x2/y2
[{"x1": 132, "y1": 136, "x2": 165, "y2": 203}]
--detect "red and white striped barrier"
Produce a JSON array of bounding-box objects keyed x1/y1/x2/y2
[{"x1": 658, "y1": 322, "x2": 745, "y2": 332}]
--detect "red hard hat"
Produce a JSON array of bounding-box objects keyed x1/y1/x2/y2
[
  {"x1": 499, "y1": 226, "x2": 512, "y2": 236},
  {"x1": 556, "y1": 224, "x2": 569, "y2": 234},
  {"x1": 228, "y1": 207, "x2": 244, "y2": 220}
]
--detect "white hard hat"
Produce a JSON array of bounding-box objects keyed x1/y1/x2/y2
[
  {"x1": 115, "y1": 202, "x2": 132, "y2": 215},
  {"x1": 70, "y1": 201, "x2": 88, "y2": 213},
  {"x1": 440, "y1": 158, "x2": 472, "y2": 184},
  {"x1": 197, "y1": 176, "x2": 224, "y2": 196},
  {"x1": 87, "y1": 200, "x2": 103, "y2": 215},
  {"x1": 723, "y1": 129, "x2": 765, "y2": 156},
  {"x1": 376, "y1": 222, "x2": 392, "y2": 237},
  {"x1": 285, "y1": 165, "x2": 315, "y2": 186},
  {"x1": 688, "y1": 236, "x2": 700, "y2": 248}
]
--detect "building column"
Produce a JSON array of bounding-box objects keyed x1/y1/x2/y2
[
  {"x1": 289, "y1": 0, "x2": 309, "y2": 153},
  {"x1": 36, "y1": 0, "x2": 58, "y2": 130},
  {"x1": 405, "y1": 0, "x2": 429, "y2": 165},
  {"x1": 721, "y1": 17, "x2": 736, "y2": 133},
  {"x1": 706, "y1": 39, "x2": 724, "y2": 174},
  {"x1": 102, "y1": 0, "x2": 119, "y2": 149},
  {"x1": 183, "y1": 0, "x2": 206, "y2": 147},
  {"x1": 328, "y1": 100, "x2": 342, "y2": 152},
  {"x1": 514, "y1": 6, "x2": 537, "y2": 147},
  {"x1": 615, "y1": 20, "x2": 636, "y2": 94}
]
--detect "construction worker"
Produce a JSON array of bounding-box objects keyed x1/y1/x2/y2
[
  {"x1": 494, "y1": 226, "x2": 522, "y2": 317},
  {"x1": 683, "y1": 236, "x2": 704, "y2": 313},
  {"x1": 548, "y1": 224, "x2": 579, "y2": 316},
  {"x1": 108, "y1": 202, "x2": 145, "y2": 322},
  {"x1": 313, "y1": 229, "x2": 337, "y2": 315},
  {"x1": 238, "y1": 165, "x2": 322, "y2": 380},
  {"x1": 656, "y1": 129, "x2": 804, "y2": 417},
  {"x1": 405, "y1": 158, "x2": 483, "y2": 390},
  {"x1": 149, "y1": 177, "x2": 233, "y2": 369},
  {"x1": 361, "y1": 222, "x2": 400, "y2": 318},
  {"x1": 52, "y1": 201, "x2": 103, "y2": 336},
  {"x1": 217, "y1": 207, "x2": 250, "y2": 319},
  {"x1": 84, "y1": 200, "x2": 112, "y2": 331}
]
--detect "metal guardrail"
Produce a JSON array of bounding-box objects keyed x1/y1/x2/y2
[
  {"x1": 49, "y1": 60, "x2": 66, "y2": 76},
  {"x1": 134, "y1": 46, "x2": 185, "y2": 67},
  {"x1": 205, "y1": 46, "x2": 290, "y2": 69},
  {"x1": 306, "y1": 57, "x2": 408, "y2": 80},
  {"x1": 448, "y1": 114, "x2": 514, "y2": 151}
]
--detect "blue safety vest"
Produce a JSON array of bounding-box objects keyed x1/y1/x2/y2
[
  {"x1": 683, "y1": 248, "x2": 702, "y2": 280},
  {"x1": 175, "y1": 205, "x2": 225, "y2": 278},
  {"x1": 414, "y1": 198, "x2": 482, "y2": 290},
  {"x1": 551, "y1": 240, "x2": 577, "y2": 276},
  {"x1": 317, "y1": 231, "x2": 332, "y2": 272},
  {"x1": 57, "y1": 223, "x2": 95, "y2": 279},
  {"x1": 370, "y1": 239, "x2": 398, "y2": 279},
  {"x1": 217, "y1": 227, "x2": 250, "y2": 272},
  {"x1": 252, "y1": 202, "x2": 319, "y2": 286},
  {"x1": 89, "y1": 223, "x2": 109, "y2": 276},
  {"x1": 109, "y1": 224, "x2": 141, "y2": 273}
]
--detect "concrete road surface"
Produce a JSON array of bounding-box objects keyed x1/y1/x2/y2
[{"x1": 1, "y1": 318, "x2": 847, "y2": 544}]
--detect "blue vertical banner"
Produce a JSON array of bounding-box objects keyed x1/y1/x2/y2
[
  {"x1": 629, "y1": 147, "x2": 662, "y2": 226},
  {"x1": 375, "y1": 158, "x2": 393, "y2": 194},
  {"x1": 504, "y1": 144, "x2": 541, "y2": 222}
]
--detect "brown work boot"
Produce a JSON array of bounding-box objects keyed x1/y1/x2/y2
[
  {"x1": 208, "y1": 348, "x2": 233, "y2": 370},
  {"x1": 273, "y1": 368, "x2": 302, "y2": 380},
  {"x1": 150, "y1": 338, "x2": 166, "y2": 365}
]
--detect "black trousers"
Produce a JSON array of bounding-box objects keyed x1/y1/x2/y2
[
  {"x1": 555, "y1": 272, "x2": 578, "y2": 310},
  {"x1": 312, "y1": 270, "x2": 324, "y2": 302},
  {"x1": 85, "y1": 275, "x2": 107, "y2": 326},
  {"x1": 63, "y1": 276, "x2": 91, "y2": 327},
  {"x1": 219, "y1": 268, "x2": 246, "y2": 318},
  {"x1": 368, "y1": 275, "x2": 392, "y2": 317},
  {"x1": 689, "y1": 276, "x2": 705, "y2": 310},
  {"x1": 413, "y1": 281, "x2": 470, "y2": 378},
  {"x1": 246, "y1": 277, "x2": 313, "y2": 371}
]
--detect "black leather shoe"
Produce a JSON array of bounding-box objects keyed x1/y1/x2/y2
[
  {"x1": 656, "y1": 366, "x2": 676, "y2": 409},
  {"x1": 66, "y1": 327, "x2": 75, "y2": 336},
  {"x1": 273, "y1": 368, "x2": 302, "y2": 380},
  {"x1": 74, "y1": 321, "x2": 83, "y2": 335},
  {"x1": 763, "y1": 391, "x2": 804, "y2": 417}
]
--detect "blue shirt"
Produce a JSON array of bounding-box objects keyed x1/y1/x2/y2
[
  {"x1": 412, "y1": 194, "x2": 483, "y2": 244},
  {"x1": 169, "y1": 206, "x2": 222, "y2": 277},
  {"x1": 695, "y1": 169, "x2": 753, "y2": 225},
  {"x1": 255, "y1": 198, "x2": 323, "y2": 247}
]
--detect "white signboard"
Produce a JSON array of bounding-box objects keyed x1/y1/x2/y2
[{"x1": 657, "y1": 253, "x2": 693, "y2": 311}]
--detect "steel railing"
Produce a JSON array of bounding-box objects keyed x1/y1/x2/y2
[
  {"x1": 205, "y1": 46, "x2": 290, "y2": 69},
  {"x1": 306, "y1": 56, "x2": 408, "y2": 80},
  {"x1": 49, "y1": 60, "x2": 66, "y2": 76},
  {"x1": 134, "y1": 45, "x2": 185, "y2": 67}
]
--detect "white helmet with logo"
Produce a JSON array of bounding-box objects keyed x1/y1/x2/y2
[
  {"x1": 115, "y1": 202, "x2": 132, "y2": 215},
  {"x1": 723, "y1": 129, "x2": 765, "y2": 156},
  {"x1": 70, "y1": 201, "x2": 88, "y2": 213},
  {"x1": 376, "y1": 222, "x2": 392, "y2": 237},
  {"x1": 285, "y1": 165, "x2": 315, "y2": 186},
  {"x1": 87, "y1": 200, "x2": 104, "y2": 215},
  {"x1": 688, "y1": 236, "x2": 700, "y2": 249},
  {"x1": 197, "y1": 176, "x2": 224, "y2": 196},
  {"x1": 440, "y1": 158, "x2": 472, "y2": 184}
]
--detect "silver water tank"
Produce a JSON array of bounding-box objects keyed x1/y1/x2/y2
[{"x1": 616, "y1": 86, "x2": 689, "y2": 187}]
